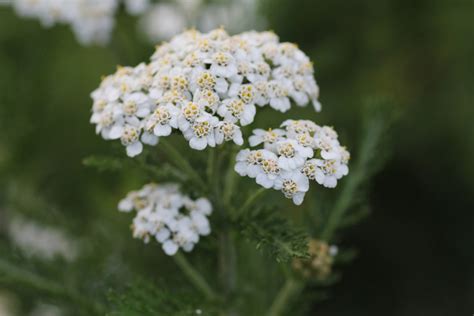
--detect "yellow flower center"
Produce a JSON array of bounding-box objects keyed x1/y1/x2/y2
[
  {"x1": 171, "y1": 75, "x2": 188, "y2": 91},
  {"x1": 282, "y1": 180, "x2": 298, "y2": 197},
  {"x1": 228, "y1": 99, "x2": 245, "y2": 117},
  {"x1": 192, "y1": 121, "x2": 211, "y2": 137},
  {"x1": 261, "y1": 159, "x2": 280, "y2": 175},
  {"x1": 197, "y1": 72, "x2": 216, "y2": 89},
  {"x1": 183, "y1": 102, "x2": 200, "y2": 121},
  {"x1": 219, "y1": 122, "x2": 235, "y2": 141},
  {"x1": 278, "y1": 143, "x2": 295, "y2": 158},
  {"x1": 123, "y1": 101, "x2": 137, "y2": 116},
  {"x1": 121, "y1": 126, "x2": 139, "y2": 145}
]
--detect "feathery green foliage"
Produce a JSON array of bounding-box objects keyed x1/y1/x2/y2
[
  {"x1": 107, "y1": 279, "x2": 218, "y2": 316},
  {"x1": 236, "y1": 207, "x2": 310, "y2": 263}
]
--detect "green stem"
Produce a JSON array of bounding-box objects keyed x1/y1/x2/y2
[
  {"x1": 320, "y1": 111, "x2": 382, "y2": 241},
  {"x1": 173, "y1": 252, "x2": 218, "y2": 301},
  {"x1": 222, "y1": 145, "x2": 239, "y2": 206},
  {"x1": 218, "y1": 230, "x2": 237, "y2": 297},
  {"x1": 234, "y1": 187, "x2": 267, "y2": 217},
  {"x1": 159, "y1": 139, "x2": 207, "y2": 189},
  {"x1": 211, "y1": 145, "x2": 238, "y2": 315},
  {"x1": 0, "y1": 259, "x2": 104, "y2": 315},
  {"x1": 319, "y1": 170, "x2": 362, "y2": 241},
  {"x1": 267, "y1": 278, "x2": 303, "y2": 316},
  {"x1": 207, "y1": 147, "x2": 217, "y2": 187}
]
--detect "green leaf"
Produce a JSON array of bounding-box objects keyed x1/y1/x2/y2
[
  {"x1": 107, "y1": 279, "x2": 218, "y2": 316},
  {"x1": 236, "y1": 208, "x2": 310, "y2": 263},
  {"x1": 319, "y1": 97, "x2": 399, "y2": 240},
  {"x1": 82, "y1": 155, "x2": 127, "y2": 172},
  {"x1": 0, "y1": 252, "x2": 105, "y2": 315},
  {"x1": 83, "y1": 154, "x2": 186, "y2": 182}
]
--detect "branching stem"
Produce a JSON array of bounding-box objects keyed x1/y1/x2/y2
[
  {"x1": 267, "y1": 278, "x2": 303, "y2": 316},
  {"x1": 159, "y1": 139, "x2": 207, "y2": 189},
  {"x1": 234, "y1": 187, "x2": 267, "y2": 217},
  {"x1": 319, "y1": 170, "x2": 362, "y2": 241},
  {"x1": 0, "y1": 259, "x2": 104, "y2": 315},
  {"x1": 173, "y1": 252, "x2": 218, "y2": 301},
  {"x1": 320, "y1": 109, "x2": 384, "y2": 241}
]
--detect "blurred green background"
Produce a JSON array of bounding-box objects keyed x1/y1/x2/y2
[{"x1": 0, "y1": 0, "x2": 472, "y2": 315}]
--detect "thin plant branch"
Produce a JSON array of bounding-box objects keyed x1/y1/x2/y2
[
  {"x1": 159, "y1": 138, "x2": 207, "y2": 189},
  {"x1": 266, "y1": 277, "x2": 304, "y2": 316},
  {"x1": 173, "y1": 252, "x2": 218, "y2": 301},
  {"x1": 234, "y1": 187, "x2": 267, "y2": 217},
  {"x1": 0, "y1": 259, "x2": 105, "y2": 315}
]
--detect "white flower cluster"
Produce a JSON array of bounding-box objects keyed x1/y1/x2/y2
[
  {"x1": 8, "y1": 216, "x2": 78, "y2": 261},
  {"x1": 140, "y1": 0, "x2": 265, "y2": 42},
  {"x1": 235, "y1": 120, "x2": 350, "y2": 205},
  {"x1": 7, "y1": 0, "x2": 149, "y2": 45},
  {"x1": 90, "y1": 28, "x2": 321, "y2": 156},
  {"x1": 118, "y1": 183, "x2": 212, "y2": 256}
]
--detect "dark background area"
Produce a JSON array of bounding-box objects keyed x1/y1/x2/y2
[
  {"x1": 0, "y1": 0, "x2": 473, "y2": 315},
  {"x1": 262, "y1": 1, "x2": 474, "y2": 314}
]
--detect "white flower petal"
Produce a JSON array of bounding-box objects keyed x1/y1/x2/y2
[
  {"x1": 293, "y1": 192, "x2": 305, "y2": 205},
  {"x1": 154, "y1": 124, "x2": 172, "y2": 136},
  {"x1": 162, "y1": 240, "x2": 179, "y2": 256},
  {"x1": 109, "y1": 124, "x2": 123, "y2": 139},
  {"x1": 189, "y1": 137, "x2": 207, "y2": 150},
  {"x1": 126, "y1": 141, "x2": 143, "y2": 157}
]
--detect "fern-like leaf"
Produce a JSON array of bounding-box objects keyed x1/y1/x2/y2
[
  {"x1": 107, "y1": 279, "x2": 217, "y2": 316},
  {"x1": 236, "y1": 208, "x2": 310, "y2": 263}
]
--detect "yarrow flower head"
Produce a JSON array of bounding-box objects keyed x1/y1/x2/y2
[
  {"x1": 8, "y1": 216, "x2": 78, "y2": 261},
  {"x1": 90, "y1": 28, "x2": 322, "y2": 156},
  {"x1": 235, "y1": 119, "x2": 350, "y2": 205},
  {"x1": 292, "y1": 239, "x2": 338, "y2": 280},
  {"x1": 118, "y1": 183, "x2": 212, "y2": 256},
  {"x1": 6, "y1": 0, "x2": 150, "y2": 45}
]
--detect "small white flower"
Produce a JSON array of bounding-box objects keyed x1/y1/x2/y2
[
  {"x1": 253, "y1": 81, "x2": 270, "y2": 106},
  {"x1": 314, "y1": 159, "x2": 349, "y2": 188},
  {"x1": 119, "y1": 183, "x2": 213, "y2": 256},
  {"x1": 281, "y1": 119, "x2": 319, "y2": 136},
  {"x1": 248, "y1": 128, "x2": 286, "y2": 148},
  {"x1": 276, "y1": 139, "x2": 313, "y2": 171},
  {"x1": 120, "y1": 125, "x2": 143, "y2": 157},
  {"x1": 183, "y1": 114, "x2": 219, "y2": 150},
  {"x1": 121, "y1": 92, "x2": 152, "y2": 118},
  {"x1": 314, "y1": 135, "x2": 341, "y2": 160},
  {"x1": 210, "y1": 52, "x2": 238, "y2": 78},
  {"x1": 185, "y1": 197, "x2": 213, "y2": 216},
  {"x1": 190, "y1": 211, "x2": 211, "y2": 236},
  {"x1": 234, "y1": 149, "x2": 252, "y2": 176},
  {"x1": 178, "y1": 101, "x2": 203, "y2": 132},
  {"x1": 147, "y1": 104, "x2": 179, "y2": 137},
  {"x1": 255, "y1": 151, "x2": 281, "y2": 189},
  {"x1": 218, "y1": 98, "x2": 256, "y2": 126},
  {"x1": 193, "y1": 88, "x2": 220, "y2": 113},
  {"x1": 234, "y1": 149, "x2": 265, "y2": 178},
  {"x1": 267, "y1": 81, "x2": 291, "y2": 112},
  {"x1": 215, "y1": 121, "x2": 244, "y2": 146},
  {"x1": 274, "y1": 171, "x2": 309, "y2": 205},
  {"x1": 247, "y1": 62, "x2": 271, "y2": 83}
]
